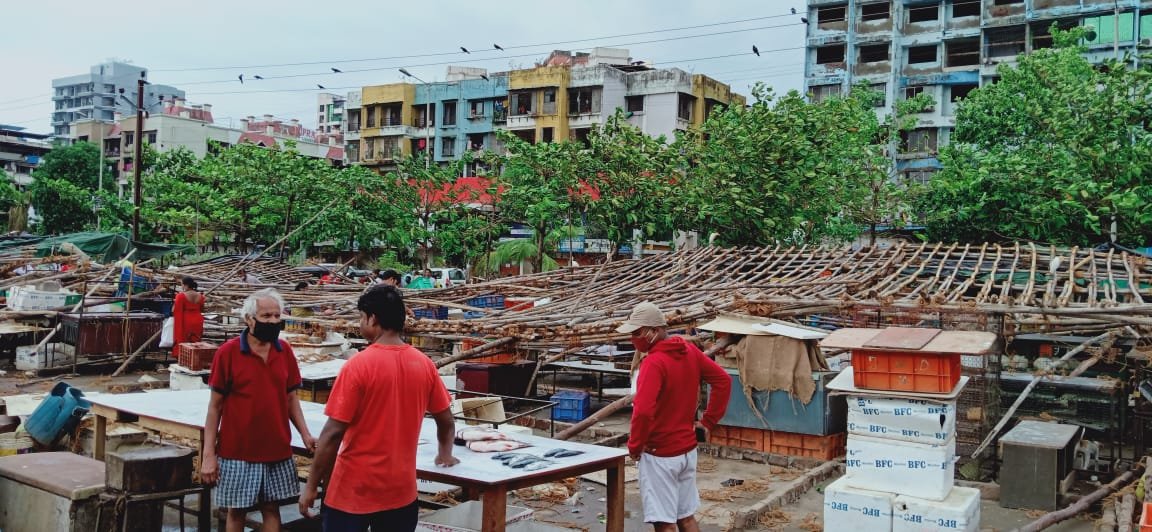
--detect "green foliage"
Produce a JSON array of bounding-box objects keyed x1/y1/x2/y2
[
  {"x1": 494, "y1": 131, "x2": 586, "y2": 272},
  {"x1": 679, "y1": 84, "x2": 908, "y2": 246},
  {"x1": 28, "y1": 142, "x2": 110, "y2": 234},
  {"x1": 920, "y1": 27, "x2": 1152, "y2": 245}
]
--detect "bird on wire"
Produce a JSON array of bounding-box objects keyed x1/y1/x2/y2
[
  {"x1": 317, "y1": 84, "x2": 326, "y2": 89},
  {"x1": 331, "y1": 67, "x2": 343, "y2": 73},
  {"x1": 752, "y1": 45, "x2": 760, "y2": 56},
  {"x1": 238, "y1": 74, "x2": 244, "y2": 84},
  {"x1": 493, "y1": 43, "x2": 504, "y2": 51},
  {"x1": 460, "y1": 46, "x2": 470, "y2": 54}
]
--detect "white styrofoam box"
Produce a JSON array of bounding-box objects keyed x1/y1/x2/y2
[
  {"x1": 5, "y1": 285, "x2": 76, "y2": 311},
  {"x1": 893, "y1": 486, "x2": 980, "y2": 532},
  {"x1": 847, "y1": 396, "x2": 957, "y2": 445},
  {"x1": 15, "y1": 343, "x2": 76, "y2": 370},
  {"x1": 823, "y1": 476, "x2": 895, "y2": 532},
  {"x1": 419, "y1": 501, "x2": 533, "y2": 532},
  {"x1": 169, "y1": 367, "x2": 210, "y2": 391},
  {"x1": 844, "y1": 434, "x2": 957, "y2": 501},
  {"x1": 960, "y1": 355, "x2": 985, "y2": 369}
]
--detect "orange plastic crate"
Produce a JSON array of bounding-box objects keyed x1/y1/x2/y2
[
  {"x1": 1141, "y1": 502, "x2": 1152, "y2": 532},
  {"x1": 709, "y1": 425, "x2": 770, "y2": 452},
  {"x1": 767, "y1": 432, "x2": 846, "y2": 460},
  {"x1": 462, "y1": 338, "x2": 519, "y2": 365},
  {"x1": 852, "y1": 349, "x2": 961, "y2": 393},
  {"x1": 177, "y1": 342, "x2": 218, "y2": 371}
]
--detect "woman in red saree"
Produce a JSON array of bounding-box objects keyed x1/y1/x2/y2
[{"x1": 172, "y1": 276, "x2": 205, "y2": 356}]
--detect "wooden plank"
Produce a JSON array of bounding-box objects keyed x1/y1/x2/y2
[{"x1": 862, "y1": 327, "x2": 941, "y2": 350}]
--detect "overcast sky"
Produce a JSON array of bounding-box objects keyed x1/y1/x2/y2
[{"x1": 0, "y1": 0, "x2": 808, "y2": 134}]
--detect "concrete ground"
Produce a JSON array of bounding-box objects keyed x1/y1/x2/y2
[{"x1": 0, "y1": 367, "x2": 1107, "y2": 531}]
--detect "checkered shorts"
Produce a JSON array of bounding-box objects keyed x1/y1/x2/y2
[{"x1": 214, "y1": 457, "x2": 299, "y2": 509}]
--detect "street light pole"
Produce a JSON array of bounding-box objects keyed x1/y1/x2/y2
[
  {"x1": 132, "y1": 73, "x2": 145, "y2": 242},
  {"x1": 400, "y1": 69, "x2": 431, "y2": 169}
]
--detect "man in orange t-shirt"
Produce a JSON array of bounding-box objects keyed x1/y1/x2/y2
[{"x1": 299, "y1": 285, "x2": 458, "y2": 530}]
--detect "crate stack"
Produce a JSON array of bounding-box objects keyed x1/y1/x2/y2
[{"x1": 822, "y1": 327, "x2": 998, "y2": 532}]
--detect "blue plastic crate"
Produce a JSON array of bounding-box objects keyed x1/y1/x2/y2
[
  {"x1": 413, "y1": 306, "x2": 449, "y2": 320},
  {"x1": 467, "y1": 294, "x2": 506, "y2": 309},
  {"x1": 550, "y1": 390, "x2": 591, "y2": 422}
]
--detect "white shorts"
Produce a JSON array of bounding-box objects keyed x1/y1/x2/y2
[{"x1": 638, "y1": 449, "x2": 700, "y2": 523}]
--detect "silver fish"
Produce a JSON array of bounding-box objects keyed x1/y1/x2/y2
[
  {"x1": 523, "y1": 460, "x2": 554, "y2": 471},
  {"x1": 509, "y1": 455, "x2": 545, "y2": 468}
]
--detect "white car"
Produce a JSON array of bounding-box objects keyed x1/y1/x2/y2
[{"x1": 404, "y1": 267, "x2": 468, "y2": 288}]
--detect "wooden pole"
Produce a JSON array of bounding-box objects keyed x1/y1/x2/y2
[
  {"x1": 1015, "y1": 464, "x2": 1142, "y2": 532},
  {"x1": 434, "y1": 337, "x2": 517, "y2": 368}
]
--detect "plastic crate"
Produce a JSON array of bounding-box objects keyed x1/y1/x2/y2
[
  {"x1": 768, "y1": 431, "x2": 847, "y2": 460},
  {"x1": 463, "y1": 311, "x2": 486, "y2": 320},
  {"x1": 461, "y1": 338, "x2": 518, "y2": 365},
  {"x1": 177, "y1": 342, "x2": 218, "y2": 371},
  {"x1": 414, "y1": 306, "x2": 449, "y2": 320},
  {"x1": 708, "y1": 425, "x2": 770, "y2": 452},
  {"x1": 550, "y1": 390, "x2": 591, "y2": 422},
  {"x1": 466, "y1": 294, "x2": 506, "y2": 309},
  {"x1": 852, "y1": 349, "x2": 961, "y2": 393},
  {"x1": 504, "y1": 297, "x2": 535, "y2": 311}
]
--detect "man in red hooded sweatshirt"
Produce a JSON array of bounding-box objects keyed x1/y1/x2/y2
[{"x1": 620, "y1": 301, "x2": 732, "y2": 532}]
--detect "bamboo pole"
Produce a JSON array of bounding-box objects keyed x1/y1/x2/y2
[{"x1": 1015, "y1": 464, "x2": 1142, "y2": 532}]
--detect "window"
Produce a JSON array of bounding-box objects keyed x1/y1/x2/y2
[
  {"x1": 986, "y1": 26, "x2": 1026, "y2": 57},
  {"x1": 903, "y1": 170, "x2": 936, "y2": 184},
  {"x1": 816, "y1": 45, "x2": 847, "y2": 64},
  {"x1": 1083, "y1": 13, "x2": 1136, "y2": 45},
  {"x1": 512, "y1": 91, "x2": 534, "y2": 115},
  {"x1": 347, "y1": 140, "x2": 360, "y2": 162},
  {"x1": 543, "y1": 89, "x2": 557, "y2": 114},
  {"x1": 859, "y1": 44, "x2": 890, "y2": 63},
  {"x1": 677, "y1": 94, "x2": 694, "y2": 120},
  {"x1": 810, "y1": 84, "x2": 842, "y2": 102},
  {"x1": 949, "y1": 83, "x2": 977, "y2": 102},
  {"x1": 571, "y1": 128, "x2": 592, "y2": 146},
  {"x1": 952, "y1": 0, "x2": 979, "y2": 18},
  {"x1": 907, "y1": 45, "x2": 938, "y2": 64},
  {"x1": 869, "y1": 83, "x2": 887, "y2": 107},
  {"x1": 78, "y1": 136, "x2": 89, "y2": 143},
  {"x1": 513, "y1": 129, "x2": 535, "y2": 143},
  {"x1": 905, "y1": 86, "x2": 926, "y2": 100},
  {"x1": 124, "y1": 132, "x2": 135, "y2": 146},
  {"x1": 441, "y1": 137, "x2": 456, "y2": 157},
  {"x1": 319, "y1": 105, "x2": 324, "y2": 113},
  {"x1": 568, "y1": 88, "x2": 600, "y2": 114},
  {"x1": 908, "y1": 3, "x2": 940, "y2": 23},
  {"x1": 1032, "y1": 19, "x2": 1077, "y2": 49},
  {"x1": 468, "y1": 133, "x2": 485, "y2": 151},
  {"x1": 817, "y1": 5, "x2": 847, "y2": 26},
  {"x1": 861, "y1": 2, "x2": 890, "y2": 21},
  {"x1": 366, "y1": 106, "x2": 376, "y2": 128},
  {"x1": 450, "y1": 270, "x2": 466, "y2": 281},
  {"x1": 443, "y1": 101, "x2": 457, "y2": 126},
  {"x1": 901, "y1": 128, "x2": 939, "y2": 152},
  {"x1": 542, "y1": 127, "x2": 554, "y2": 143},
  {"x1": 146, "y1": 132, "x2": 157, "y2": 145},
  {"x1": 945, "y1": 38, "x2": 980, "y2": 66},
  {"x1": 469, "y1": 100, "x2": 484, "y2": 117},
  {"x1": 626, "y1": 95, "x2": 644, "y2": 113}
]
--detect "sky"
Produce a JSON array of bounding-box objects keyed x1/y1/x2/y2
[{"x1": 0, "y1": 0, "x2": 808, "y2": 134}]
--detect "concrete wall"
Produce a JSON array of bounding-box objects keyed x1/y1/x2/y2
[{"x1": 630, "y1": 92, "x2": 681, "y2": 140}]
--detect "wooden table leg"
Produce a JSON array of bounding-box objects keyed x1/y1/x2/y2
[
  {"x1": 480, "y1": 485, "x2": 508, "y2": 532},
  {"x1": 198, "y1": 486, "x2": 212, "y2": 532},
  {"x1": 94, "y1": 414, "x2": 107, "y2": 461},
  {"x1": 605, "y1": 457, "x2": 625, "y2": 532}
]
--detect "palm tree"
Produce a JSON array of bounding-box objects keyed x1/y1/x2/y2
[{"x1": 475, "y1": 225, "x2": 581, "y2": 277}]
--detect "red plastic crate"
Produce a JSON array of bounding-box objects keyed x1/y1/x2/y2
[
  {"x1": 177, "y1": 342, "x2": 218, "y2": 371},
  {"x1": 852, "y1": 349, "x2": 961, "y2": 393}
]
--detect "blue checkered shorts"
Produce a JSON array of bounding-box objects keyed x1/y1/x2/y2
[{"x1": 214, "y1": 457, "x2": 299, "y2": 509}]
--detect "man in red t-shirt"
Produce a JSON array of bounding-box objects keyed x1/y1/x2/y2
[
  {"x1": 201, "y1": 288, "x2": 317, "y2": 532},
  {"x1": 620, "y1": 302, "x2": 731, "y2": 532},
  {"x1": 300, "y1": 285, "x2": 459, "y2": 530}
]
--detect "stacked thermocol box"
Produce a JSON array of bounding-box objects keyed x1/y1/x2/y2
[{"x1": 822, "y1": 328, "x2": 998, "y2": 532}]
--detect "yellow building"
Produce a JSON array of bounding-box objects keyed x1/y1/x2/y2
[
  {"x1": 691, "y1": 74, "x2": 746, "y2": 128},
  {"x1": 359, "y1": 83, "x2": 416, "y2": 169},
  {"x1": 506, "y1": 66, "x2": 571, "y2": 144}
]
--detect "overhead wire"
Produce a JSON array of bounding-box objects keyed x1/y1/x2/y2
[{"x1": 153, "y1": 13, "x2": 802, "y2": 73}]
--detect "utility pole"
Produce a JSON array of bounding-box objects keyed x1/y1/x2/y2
[{"x1": 132, "y1": 73, "x2": 144, "y2": 242}]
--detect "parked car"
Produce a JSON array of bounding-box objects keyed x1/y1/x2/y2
[
  {"x1": 403, "y1": 267, "x2": 467, "y2": 288},
  {"x1": 295, "y1": 264, "x2": 372, "y2": 282}
]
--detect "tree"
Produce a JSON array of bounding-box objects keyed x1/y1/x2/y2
[
  {"x1": 678, "y1": 84, "x2": 903, "y2": 247},
  {"x1": 28, "y1": 142, "x2": 110, "y2": 234},
  {"x1": 494, "y1": 131, "x2": 586, "y2": 273},
  {"x1": 920, "y1": 27, "x2": 1152, "y2": 245},
  {"x1": 582, "y1": 110, "x2": 679, "y2": 256}
]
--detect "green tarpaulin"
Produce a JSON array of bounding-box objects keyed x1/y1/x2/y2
[{"x1": 0, "y1": 232, "x2": 193, "y2": 263}]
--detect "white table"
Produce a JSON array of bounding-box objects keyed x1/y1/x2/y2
[{"x1": 87, "y1": 389, "x2": 627, "y2": 532}]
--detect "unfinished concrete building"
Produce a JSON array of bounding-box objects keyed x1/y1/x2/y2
[{"x1": 804, "y1": 0, "x2": 1152, "y2": 183}]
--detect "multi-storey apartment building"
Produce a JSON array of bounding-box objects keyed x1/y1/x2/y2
[
  {"x1": 316, "y1": 93, "x2": 346, "y2": 147},
  {"x1": 352, "y1": 48, "x2": 745, "y2": 172},
  {"x1": 804, "y1": 0, "x2": 1152, "y2": 182},
  {"x1": 51, "y1": 61, "x2": 184, "y2": 137}
]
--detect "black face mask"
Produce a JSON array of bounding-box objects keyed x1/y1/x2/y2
[{"x1": 250, "y1": 320, "x2": 283, "y2": 343}]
